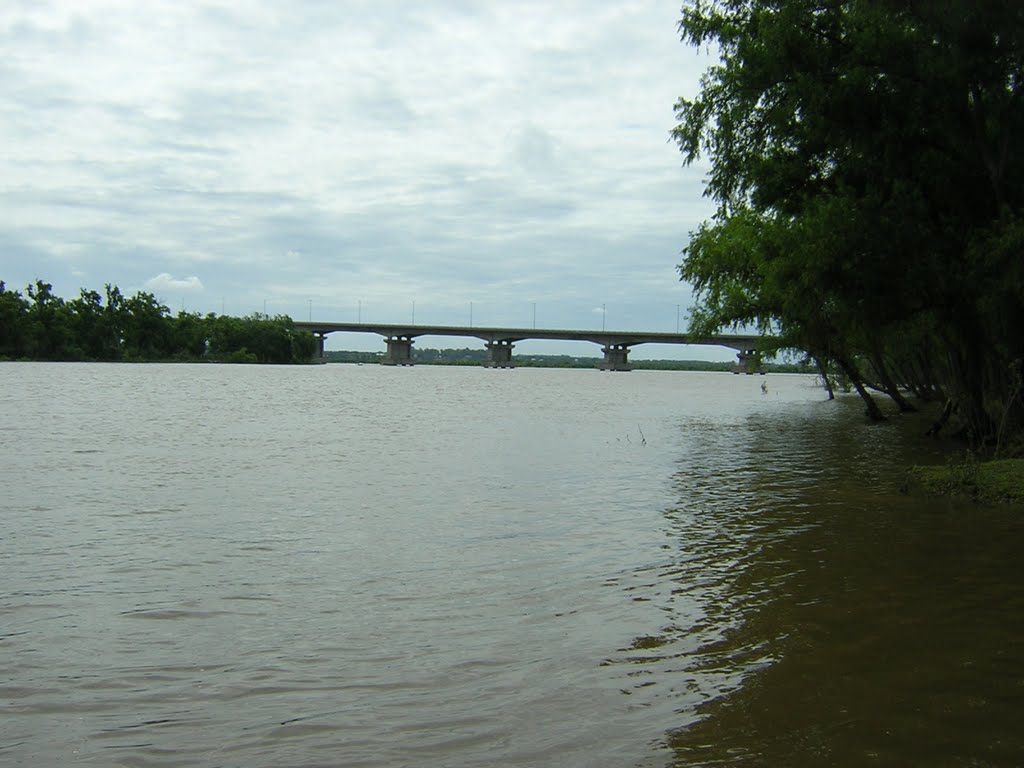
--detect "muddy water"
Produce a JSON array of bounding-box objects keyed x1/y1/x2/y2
[{"x1": 2, "y1": 363, "x2": 1021, "y2": 767}]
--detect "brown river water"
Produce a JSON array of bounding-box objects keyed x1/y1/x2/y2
[{"x1": 2, "y1": 362, "x2": 1022, "y2": 767}]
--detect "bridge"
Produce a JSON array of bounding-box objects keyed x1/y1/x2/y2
[{"x1": 292, "y1": 321, "x2": 765, "y2": 372}]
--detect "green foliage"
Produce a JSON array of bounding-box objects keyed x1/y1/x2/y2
[
  {"x1": 0, "y1": 281, "x2": 30, "y2": 358},
  {"x1": 26, "y1": 280, "x2": 70, "y2": 359},
  {"x1": 675, "y1": 0, "x2": 1024, "y2": 437},
  {"x1": 0, "y1": 279, "x2": 317, "y2": 365},
  {"x1": 206, "y1": 312, "x2": 313, "y2": 363}
]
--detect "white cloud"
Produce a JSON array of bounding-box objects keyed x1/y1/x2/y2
[{"x1": 144, "y1": 273, "x2": 204, "y2": 292}]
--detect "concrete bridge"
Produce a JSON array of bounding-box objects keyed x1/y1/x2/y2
[{"x1": 292, "y1": 321, "x2": 765, "y2": 372}]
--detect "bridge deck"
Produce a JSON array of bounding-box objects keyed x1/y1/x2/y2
[{"x1": 292, "y1": 321, "x2": 762, "y2": 350}]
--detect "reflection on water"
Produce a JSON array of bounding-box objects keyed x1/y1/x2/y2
[
  {"x1": 642, "y1": 401, "x2": 1024, "y2": 767},
  {"x1": 2, "y1": 363, "x2": 1023, "y2": 767}
]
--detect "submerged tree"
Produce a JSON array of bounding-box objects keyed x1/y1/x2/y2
[{"x1": 675, "y1": 0, "x2": 1024, "y2": 440}]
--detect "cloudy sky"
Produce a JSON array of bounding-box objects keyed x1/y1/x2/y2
[{"x1": 1, "y1": 1, "x2": 728, "y2": 358}]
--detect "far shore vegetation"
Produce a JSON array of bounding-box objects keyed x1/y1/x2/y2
[
  {"x1": 323, "y1": 348, "x2": 812, "y2": 373},
  {"x1": 1, "y1": 279, "x2": 317, "y2": 364}
]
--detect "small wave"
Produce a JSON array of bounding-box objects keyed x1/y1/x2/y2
[{"x1": 119, "y1": 609, "x2": 234, "y2": 620}]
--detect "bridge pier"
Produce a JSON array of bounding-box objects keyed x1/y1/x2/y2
[
  {"x1": 734, "y1": 349, "x2": 764, "y2": 374},
  {"x1": 381, "y1": 336, "x2": 415, "y2": 366},
  {"x1": 314, "y1": 332, "x2": 326, "y2": 362},
  {"x1": 484, "y1": 340, "x2": 515, "y2": 368},
  {"x1": 598, "y1": 344, "x2": 632, "y2": 371}
]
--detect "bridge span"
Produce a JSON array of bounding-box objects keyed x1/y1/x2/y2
[{"x1": 292, "y1": 321, "x2": 765, "y2": 372}]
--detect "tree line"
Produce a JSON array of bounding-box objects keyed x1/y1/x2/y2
[
  {"x1": 0, "y1": 280, "x2": 317, "y2": 364},
  {"x1": 675, "y1": 0, "x2": 1024, "y2": 446}
]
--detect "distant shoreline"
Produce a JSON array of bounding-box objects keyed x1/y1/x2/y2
[
  {"x1": 322, "y1": 349, "x2": 814, "y2": 373},
  {"x1": 0, "y1": 352, "x2": 813, "y2": 374}
]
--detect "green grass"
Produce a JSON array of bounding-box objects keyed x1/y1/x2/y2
[{"x1": 908, "y1": 458, "x2": 1024, "y2": 506}]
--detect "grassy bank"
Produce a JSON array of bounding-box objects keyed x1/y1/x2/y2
[{"x1": 907, "y1": 457, "x2": 1024, "y2": 506}]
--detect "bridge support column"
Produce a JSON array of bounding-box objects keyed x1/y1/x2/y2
[
  {"x1": 734, "y1": 349, "x2": 764, "y2": 374},
  {"x1": 314, "y1": 332, "x2": 326, "y2": 363},
  {"x1": 484, "y1": 340, "x2": 515, "y2": 368},
  {"x1": 381, "y1": 336, "x2": 415, "y2": 366},
  {"x1": 598, "y1": 344, "x2": 632, "y2": 371}
]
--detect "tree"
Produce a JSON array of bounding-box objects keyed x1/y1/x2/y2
[
  {"x1": 67, "y1": 288, "x2": 105, "y2": 360},
  {"x1": 122, "y1": 291, "x2": 172, "y2": 359},
  {"x1": 170, "y1": 311, "x2": 209, "y2": 359},
  {"x1": 675, "y1": 0, "x2": 1024, "y2": 440},
  {"x1": 0, "y1": 281, "x2": 29, "y2": 358},
  {"x1": 25, "y1": 280, "x2": 71, "y2": 359}
]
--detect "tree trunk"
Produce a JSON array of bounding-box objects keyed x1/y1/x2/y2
[
  {"x1": 946, "y1": 330, "x2": 995, "y2": 445},
  {"x1": 815, "y1": 357, "x2": 835, "y2": 400},
  {"x1": 837, "y1": 356, "x2": 886, "y2": 421},
  {"x1": 926, "y1": 398, "x2": 955, "y2": 436},
  {"x1": 869, "y1": 350, "x2": 916, "y2": 413}
]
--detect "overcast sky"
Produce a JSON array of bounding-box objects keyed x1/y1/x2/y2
[{"x1": 1, "y1": 1, "x2": 731, "y2": 359}]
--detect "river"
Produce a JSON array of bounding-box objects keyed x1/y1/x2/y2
[{"x1": 2, "y1": 362, "x2": 1022, "y2": 767}]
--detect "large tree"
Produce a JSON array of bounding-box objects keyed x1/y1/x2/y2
[{"x1": 675, "y1": 0, "x2": 1024, "y2": 440}]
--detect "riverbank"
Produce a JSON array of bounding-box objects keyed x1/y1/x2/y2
[{"x1": 907, "y1": 457, "x2": 1024, "y2": 506}]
